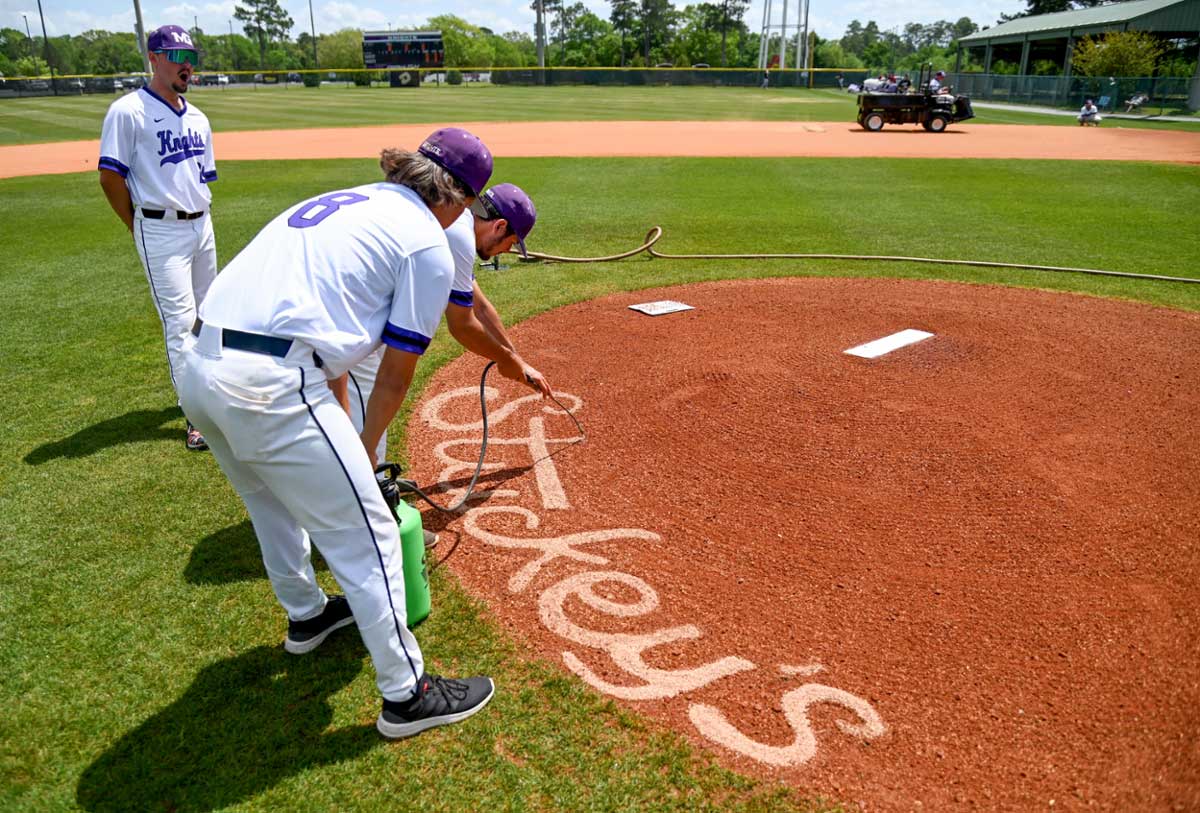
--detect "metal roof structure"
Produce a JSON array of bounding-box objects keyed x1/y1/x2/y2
[{"x1": 960, "y1": 0, "x2": 1200, "y2": 45}]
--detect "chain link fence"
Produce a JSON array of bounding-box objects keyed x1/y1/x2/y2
[{"x1": 948, "y1": 73, "x2": 1195, "y2": 114}]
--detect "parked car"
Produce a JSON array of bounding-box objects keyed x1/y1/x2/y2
[
  {"x1": 121, "y1": 76, "x2": 143, "y2": 89},
  {"x1": 691, "y1": 63, "x2": 710, "y2": 68}
]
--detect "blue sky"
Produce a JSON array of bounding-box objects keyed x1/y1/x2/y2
[{"x1": 2, "y1": 0, "x2": 1025, "y2": 47}]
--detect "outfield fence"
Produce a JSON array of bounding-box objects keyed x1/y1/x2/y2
[
  {"x1": 0, "y1": 66, "x2": 870, "y2": 98},
  {"x1": 2, "y1": 67, "x2": 1193, "y2": 115}
]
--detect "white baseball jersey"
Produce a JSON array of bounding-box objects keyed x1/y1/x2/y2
[
  {"x1": 99, "y1": 87, "x2": 216, "y2": 212},
  {"x1": 200, "y1": 182, "x2": 454, "y2": 377},
  {"x1": 928, "y1": 78, "x2": 942, "y2": 93},
  {"x1": 445, "y1": 209, "x2": 477, "y2": 308}
]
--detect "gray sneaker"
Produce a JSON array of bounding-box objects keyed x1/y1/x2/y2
[
  {"x1": 423, "y1": 529, "x2": 439, "y2": 549},
  {"x1": 284, "y1": 595, "x2": 354, "y2": 654},
  {"x1": 377, "y1": 674, "x2": 495, "y2": 739}
]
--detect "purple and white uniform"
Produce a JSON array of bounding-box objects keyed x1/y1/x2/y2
[
  {"x1": 348, "y1": 207, "x2": 477, "y2": 460},
  {"x1": 99, "y1": 87, "x2": 217, "y2": 397},
  {"x1": 180, "y1": 181, "x2": 456, "y2": 701}
]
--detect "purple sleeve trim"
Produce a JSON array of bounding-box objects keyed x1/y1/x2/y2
[
  {"x1": 201, "y1": 170, "x2": 218, "y2": 183},
  {"x1": 382, "y1": 322, "x2": 431, "y2": 355},
  {"x1": 448, "y1": 289, "x2": 474, "y2": 308},
  {"x1": 98, "y1": 156, "x2": 129, "y2": 177}
]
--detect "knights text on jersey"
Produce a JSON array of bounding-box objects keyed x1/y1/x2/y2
[
  {"x1": 446, "y1": 209, "x2": 477, "y2": 308},
  {"x1": 199, "y1": 182, "x2": 455, "y2": 377},
  {"x1": 98, "y1": 87, "x2": 216, "y2": 213}
]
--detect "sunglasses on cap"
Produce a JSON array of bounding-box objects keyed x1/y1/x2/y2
[
  {"x1": 155, "y1": 49, "x2": 199, "y2": 66},
  {"x1": 472, "y1": 196, "x2": 517, "y2": 236}
]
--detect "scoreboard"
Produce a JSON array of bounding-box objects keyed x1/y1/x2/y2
[{"x1": 362, "y1": 31, "x2": 445, "y2": 69}]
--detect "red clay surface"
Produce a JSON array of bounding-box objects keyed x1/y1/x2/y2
[
  {"x1": 408, "y1": 278, "x2": 1200, "y2": 811},
  {"x1": 2, "y1": 120, "x2": 1198, "y2": 178}
]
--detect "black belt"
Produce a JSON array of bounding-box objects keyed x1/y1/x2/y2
[
  {"x1": 194, "y1": 321, "x2": 323, "y2": 368},
  {"x1": 142, "y1": 207, "x2": 206, "y2": 220}
]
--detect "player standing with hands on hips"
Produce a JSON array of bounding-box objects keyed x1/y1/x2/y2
[
  {"x1": 179, "y1": 128, "x2": 548, "y2": 739},
  {"x1": 98, "y1": 25, "x2": 217, "y2": 451}
]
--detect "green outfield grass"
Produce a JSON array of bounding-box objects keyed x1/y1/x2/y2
[
  {"x1": 2, "y1": 84, "x2": 1198, "y2": 146},
  {"x1": 1, "y1": 156, "x2": 1198, "y2": 812}
]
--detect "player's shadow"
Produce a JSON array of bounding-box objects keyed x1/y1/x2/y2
[
  {"x1": 23, "y1": 406, "x2": 182, "y2": 465},
  {"x1": 75, "y1": 638, "x2": 376, "y2": 813},
  {"x1": 183, "y1": 520, "x2": 333, "y2": 585}
]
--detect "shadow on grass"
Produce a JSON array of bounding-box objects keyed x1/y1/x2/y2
[
  {"x1": 184, "y1": 520, "x2": 329, "y2": 585},
  {"x1": 24, "y1": 406, "x2": 181, "y2": 464},
  {"x1": 76, "y1": 637, "x2": 376, "y2": 812}
]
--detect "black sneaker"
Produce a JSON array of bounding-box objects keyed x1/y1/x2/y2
[
  {"x1": 185, "y1": 421, "x2": 208, "y2": 451},
  {"x1": 376, "y1": 674, "x2": 495, "y2": 740},
  {"x1": 422, "y1": 529, "x2": 439, "y2": 550},
  {"x1": 284, "y1": 595, "x2": 354, "y2": 654}
]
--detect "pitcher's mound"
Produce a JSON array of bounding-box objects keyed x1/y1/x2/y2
[{"x1": 410, "y1": 277, "x2": 1200, "y2": 810}]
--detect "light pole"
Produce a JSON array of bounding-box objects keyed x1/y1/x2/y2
[
  {"x1": 307, "y1": 0, "x2": 317, "y2": 66},
  {"x1": 23, "y1": 14, "x2": 33, "y2": 57},
  {"x1": 132, "y1": 0, "x2": 150, "y2": 74},
  {"x1": 230, "y1": 19, "x2": 238, "y2": 72},
  {"x1": 35, "y1": 0, "x2": 56, "y2": 95}
]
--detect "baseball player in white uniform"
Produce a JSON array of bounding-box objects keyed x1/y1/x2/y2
[
  {"x1": 178, "y1": 128, "x2": 542, "y2": 739},
  {"x1": 347, "y1": 182, "x2": 547, "y2": 466},
  {"x1": 98, "y1": 24, "x2": 217, "y2": 451}
]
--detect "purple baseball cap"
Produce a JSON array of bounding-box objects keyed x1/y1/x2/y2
[
  {"x1": 472, "y1": 183, "x2": 537, "y2": 257},
  {"x1": 418, "y1": 127, "x2": 493, "y2": 197},
  {"x1": 148, "y1": 25, "x2": 198, "y2": 52}
]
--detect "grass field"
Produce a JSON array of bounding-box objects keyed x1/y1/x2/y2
[
  {"x1": 2, "y1": 84, "x2": 1198, "y2": 146},
  {"x1": 2, "y1": 155, "x2": 1198, "y2": 811}
]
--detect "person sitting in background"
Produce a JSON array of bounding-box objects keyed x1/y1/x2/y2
[
  {"x1": 1078, "y1": 99, "x2": 1101, "y2": 126},
  {"x1": 928, "y1": 70, "x2": 946, "y2": 93},
  {"x1": 882, "y1": 74, "x2": 899, "y2": 93}
]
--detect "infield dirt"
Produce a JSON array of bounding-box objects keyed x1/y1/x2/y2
[
  {"x1": 409, "y1": 277, "x2": 1200, "y2": 811},
  {"x1": 1, "y1": 120, "x2": 1198, "y2": 178}
]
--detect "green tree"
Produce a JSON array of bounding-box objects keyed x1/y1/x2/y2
[
  {"x1": 496, "y1": 31, "x2": 535, "y2": 66},
  {"x1": 234, "y1": 0, "x2": 295, "y2": 69},
  {"x1": 15, "y1": 55, "x2": 49, "y2": 76},
  {"x1": 640, "y1": 0, "x2": 675, "y2": 64},
  {"x1": 608, "y1": 0, "x2": 640, "y2": 66},
  {"x1": 814, "y1": 40, "x2": 862, "y2": 69},
  {"x1": 1072, "y1": 30, "x2": 1166, "y2": 77},
  {"x1": 1001, "y1": 0, "x2": 1103, "y2": 21},
  {"x1": 952, "y1": 17, "x2": 978, "y2": 41},
  {"x1": 317, "y1": 28, "x2": 365, "y2": 70}
]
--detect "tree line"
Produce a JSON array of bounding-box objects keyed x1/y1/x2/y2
[
  {"x1": 0, "y1": 8, "x2": 985, "y2": 78},
  {"x1": 3, "y1": 0, "x2": 1188, "y2": 80}
]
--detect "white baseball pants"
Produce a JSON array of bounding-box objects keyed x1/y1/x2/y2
[
  {"x1": 178, "y1": 326, "x2": 424, "y2": 701},
  {"x1": 348, "y1": 346, "x2": 387, "y2": 462},
  {"x1": 133, "y1": 212, "x2": 217, "y2": 398}
]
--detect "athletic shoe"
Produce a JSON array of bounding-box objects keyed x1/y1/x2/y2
[
  {"x1": 376, "y1": 673, "x2": 495, "y2": 739},
  {"x1": 284, "y1": 595, "x2": 355, "y2": 654},
  {"x1": 423, "y1": 529, "x2": 439, "y2": 549},
  {"x1": 185, "y1": 421, "x2": 208, "y2": 451}
]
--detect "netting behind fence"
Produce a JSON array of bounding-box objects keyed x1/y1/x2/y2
[{"x1": 948, "y1": 73, "x2": 1194, "y2": 112}]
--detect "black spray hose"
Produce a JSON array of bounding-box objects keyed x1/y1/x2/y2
[
  {"x1": 397, "y1": 361, "x2": 585, "y2": 515},
  {"x1": 514, "y1": 226, "x2": 1200, "y2": 285}
]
